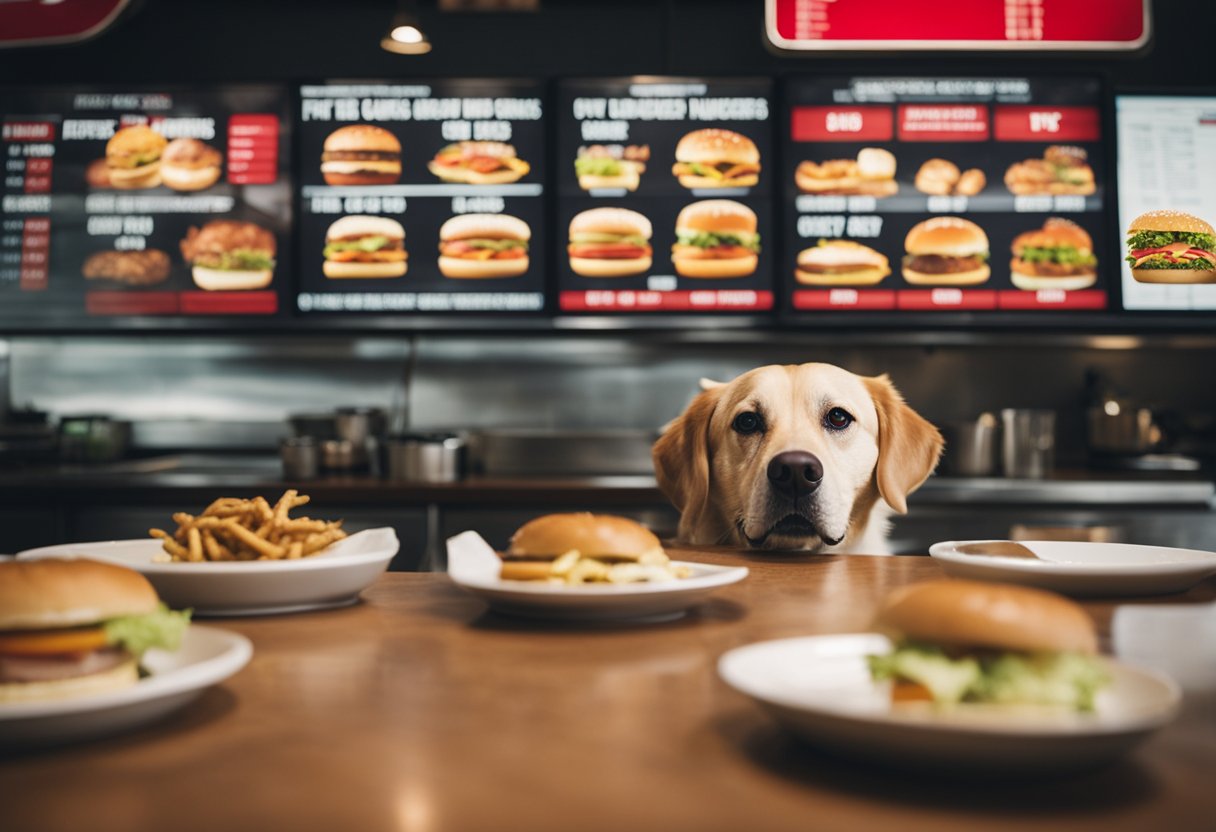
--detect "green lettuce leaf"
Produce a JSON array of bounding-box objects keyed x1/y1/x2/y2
[
  {"x1": 196, "y1": 248, "x2": 275, "y2": 272},
  {"x1": 675, "y1": 230, "x2": 761, "y2": 252},
  {"x1": 1126, "y1": 230, "x2": 1216, "y2": 252},
  {"x1": 867, "y1": 644, "x2": 980, "y2": 704},
  {"x1": 1124, "y1": 254, "x2": 1214, "y2": 270},
  {"x1": 462, "y1": 238, "x2": 527, "y2": 252},
  {"x1": 104, "y1": 604, "x2": 191, "y2": 657},
  {"x1": 1019, "y1": 245, "x2": 1097, "y2": 266},
  {"x1": 574, "y1": 157, "x2": 622, "y2": 177},
  {"x1": 324, "y1": 236, "x2": 391, "y2": 257}
]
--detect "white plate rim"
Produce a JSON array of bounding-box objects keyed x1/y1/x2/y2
[
  {"x1": 449, "y1": 560, "x2": 749, "y2": 596},
  {"x1": 718, "y1": 633, "x2": 1181, "y2": 738},
  {"x1": 929, "y1": 539, "x2": 1216, "y2": 577},
  {"x1": 0, "y1": 625, "x2": 252, "y2": 722}
]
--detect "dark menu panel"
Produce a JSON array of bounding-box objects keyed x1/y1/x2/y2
[
  {"x1": 556, "y1": 78, "x2": 773, "y2": 314},
  {"x1": 295, "y1": 80, "x2": 545, "y2": 315},
  {"x1": 0, "y1": 86, "x2": 290, "y2": 322},
  {"x1": 783, "y1": 77, "x2": 1108, "y2": 315}
]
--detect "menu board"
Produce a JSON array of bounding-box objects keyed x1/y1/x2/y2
[
  {"x1": 766, "y1": 0, "x2": 1150, "y2": 52},
  {"x1": 0, "y1": 86, "x2": 290, "y2": 322},
  {"x1": 295, "y1": 81, "x2": 545, "y2": 315},
  {"x1": 1116, "y1": 94, "x2": 1216, "y2": 312},
  {"x1": 783, "y1": 77, "x2": 1108, "y2": 315},
  {"x1": 556, "y1": 78, "x2": 773, "y2": 314}
]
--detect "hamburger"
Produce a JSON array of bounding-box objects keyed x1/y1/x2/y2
[
  {"x1": 902, "y1": 217, "x2": 990, "y2": 286},
  {"x1": 85, "y1": 158, "x2": 111, "y2": 189},
  {"x1": 105, "y1": 125, "x2": 167, "y2": 190},
  {"x1": 867, "y1": 579, "x2": 1108, "y2": 711},
  {"x1": 1004, "y1": 145, "x2": 1096, "y2": 196},
  {"x1": 1125, "y1": 210, "x2": 1216, "y2": 284},
  {"x1": 180, "y1": 220, "x2": 276, "y2": 291},
  {"x1": 437, "y1": 214, "x2": 530, "y2": 279},
  {"x1": 1010, "y1": 218, "x2": 1098, "y2": 291},
  {"x1": 322, "y1": 216, "x2": 407, "y2": 279},
  {"x1": 574, "y1": 144, "x2": 649, "y2": 192},
  {"x1": 161, "y1": 138, "x2": 223, "y2": 192},
  {"x1": 501, "y1": 513, "x2": 685, "y2": 583},
  {"x1": 671, "y1": 200, "x2": 760, "y2": 279},
  {"x1": 0, "y1": 559, "x2": 190, "y2": 703},
  {"x1": 671, "y1": 129, "x2": 761, "y2": 190},
  {"x1": 321, "y1": 124, "x2": 402, "y2": 186},
  {"x1": 567, "y1": 207, "x2": 653, "y2": 277},
  {"x1": 428, "y1": 141, "x2": 530, "y2": 185},
  {"x1": 795, "y1": 240, "x2": 890, "y2": 286}
]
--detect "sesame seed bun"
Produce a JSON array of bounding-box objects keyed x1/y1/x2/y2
[
  {"x1": 106, "y1": 125, "x2": 166, "y2": 161},
  {"x1": 674, "y1": 200, "x2": 757, "y2": 235},
  {"x1": 325, "y1": 215, "x2": 404, "y2": 241},
  {"x1": 507, "y1": 513, "x2": 663, "y2": 563},
  {"x1": 1127, "y1": 210, "x2": 1215, "y2": 237},
  {"x1": 0, "y1": 559, "x2": 159, "y2": 631},
  {"x1": 568, "y1": 207, "x2": 652, "y2": 240},
  {"x1": 674, "y1": 129, "x2": 759, "y2": 166},
  {"x1": 323, "y1": 124, "x2": 402, "y2": 155},
  {"x1": 905, "y1": 217, "x2": 989, "y2": 258}
]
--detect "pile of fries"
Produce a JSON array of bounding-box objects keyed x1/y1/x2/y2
[{"x1": 149, "y1": 490, "x2": 346, "y2": 562}]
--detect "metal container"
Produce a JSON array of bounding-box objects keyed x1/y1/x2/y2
[
  {"x1": 1000, "y1": 409, "x2": 1056, "y2": 479},
  {"x1": 1087, "y1": 400, "x2": 1162, "y2": 455},
  {"x1": 335, "y1": 407, "x2": 387, "y2": 471},
  {"x1": 288, "y1": 412, "x2": 338, "y2": 440},
  {"x1": 280, "y1": 436, "x2": 320, "y2": 480},
  {"x1": 941, "y1": 413, "x2": 998, "y2": 477},
  {"x1": 471, "y1": 429, "x2": 658, "y2": 476},
  {"x1": 320, "y1": 438, "x2": 356, "y2": 472},
  {"x1": 386, "y1": 433, "x2": 465, "y2": 482},
  {"x1": 58, "y1": 415, "x2": 132, "y2": 463}
]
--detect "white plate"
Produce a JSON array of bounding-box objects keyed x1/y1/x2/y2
[
  {"x1": 718, "y1": 634, "x2": 1180, "y2": 773},
  {"x1": 18, "y1": 527, "x2": 399, "y2": 616},
  {"x1": 929, "y1": 539, "x2": 1216, "y2": 596},
  {"x1": 0, "y1": 625, "x2": 251, "y2": 750},
  {"x1": 446, "y1": 531, "x2": 748, "y2": 621}
]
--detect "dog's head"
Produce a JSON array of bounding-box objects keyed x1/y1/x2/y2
[{"x1": 652, "y1": 363, "x2": 943, "y2": 551}]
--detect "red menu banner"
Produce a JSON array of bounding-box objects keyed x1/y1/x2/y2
[
  {"x1": 996, "y1": 289, "x2": 1107, "y2": 310},
  {"x1": 793, "y1": 290, "x2": 896, "y2": 311},
  {"x1": 227, "y1": 115, "x2": 280, "y2": 185},
  {"x1": 19, "y1": 218, "x2": 50, "y2": 292},
  {"x1": 896, "y1": 290, "x2": 998, "y2": 311},
  {"x1": 560, "y1": 290, "x2": 774, "y2": 313},
  {"x1": 993, "y1": 105, "x2": 1101, "y2": 142},
  {"x1": 180, "y1": 291, "x2": 279, "y2": 315},
  {"x1": 897, "y1": 105, "x2": 989, "y2": 142},
  {"x1": 791, "y1": 106, "x2": 894, "y2": 142}
]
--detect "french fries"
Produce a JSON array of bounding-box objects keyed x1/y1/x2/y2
[{"x1": 148, "y1": 490, "x2": 347, "y2": 562}]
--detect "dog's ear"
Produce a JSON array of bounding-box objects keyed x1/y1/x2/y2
[
  {"x1": 699, "y1": 377, "x2": 725, "y2": 391},
  {"x1": 653, "y1": 386, "x2": 722, "y2": 538},
  {"x1": 862, "y1": 374, "x2": 944, "y2": 515}
]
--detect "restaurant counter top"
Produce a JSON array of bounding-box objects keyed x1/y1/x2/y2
[
  {"x1": 1, "y1": 454, "x2": 1213, "y2": 508},
  {"x1": 4, "y1": 550, "x2": 1213, "y2": 832}
]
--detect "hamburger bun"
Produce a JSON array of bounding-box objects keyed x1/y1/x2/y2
[
  {"x1": 437, "y1": 256, "x2": 528, "y2": 279},
  {"x1": 1010, "y1": 270, "x2": 1096, "y2": 291},
  {"x1": 0, "y1": 559, "x2": 159, "y2": 630},
  {"x1": 192, "y1": 266, "x2": 274, "y2": 291},
  {"x1": 323, "y1": 260, "x2": 407, "y2": 279},
  {"x1": 439, "y1": 214, "x2": 531, "y2": 243},
  {"x1": 106, "y1": 125, "x2": 167, "y2": 190},
  {"x1": 676, "y1": 172, "x2": 760, "y2": 190},
  {"x1": 905, "y1": 217, "x2": 989, "y2": 257},
  {"x1": 569, "y1": 207, "x2": 652, "y2": 240},
  {"x1": 873, "y1": 579, "x2": 1097, "y2": 655},
  {"x1": 674, "y1": 254, "x2": 759, "y2": 279},
  {"x1": 674, "y1": 128, "x2": 760, "y2": 166},
  {"x1": 161, "y1": 138, "x2": 223, "y2": 192},
  {"x1": 107, "y1": 165, "x2": 162, "y2": 190},
  {"x1": 325, "y1": 214, "x2": 405, "y2": 242},
  {"x1": 1127, "y1": 209, "x2": 1215, "y2": 236},
  {"x1": 675, "y1": 199, "x2": 756, "y2": 235},
  {"x1": 321, "y1": 125, "x2": 402, "y2": 186},
  {"x1": 857, "y1": 147, "x2": 897, "y2": 180},
  {"x1": 914, "y1": 158, "x2": 961, "y2": 196},
  {"x1": 507, "y1": 513, "x2": 663, "y2": 563},
  {"x1": 569, "y1": 256, "x2": 653, "y2": 278},
  {"x1": 577, "y1": 169, "x2": 641, "y2": 192},
  {"x1": 795, "y1": 241, "x2": 890, "y2": 286},
  {"x1": 1131, "y1": 268, "x2": 1216, "y2": 285},
  {"x1": 0, "y1": 659, "x2": 139, "y2": 704},
  {"x1": 902, "y1": 265, "x2": 990, "y2": 286},
  {"x1": 1012, "y1": 217, "x2": 1092, "y2": 254}
]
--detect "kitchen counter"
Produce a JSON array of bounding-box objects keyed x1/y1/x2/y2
[{"x1": 4, "y1": 551, "x2": 1213, "y2": 832}]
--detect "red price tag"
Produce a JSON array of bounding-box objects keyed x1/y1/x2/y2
[
  {"x1": 996, "y1": 289, "x2": 1106, "y2": 310},
  {"x1": 792, "y1": 289, "x2": 896, "y2": 310},
  {"x1": 20, "y1": 218, "x2": 50, "y2": 292},
  {"x1": 227, "y1": 115, "x2": 279, "y2": 185},
  {"x1": 86, "y1": 292, "x2": 179, "y2": 316},
  {"x1": 993, "y1": 106, "x2": 1101, "y2": 141},
  {"x1": 1, "y1": 121, "x2": 55, "y2": 142},
  {"x1": 790, "y1": 106, "x2": 894, "y2": 142},
  {"x1": 897, "y1": 105, "x2": 989, "y2": 141},
  {"x1": 896, "y1": 289, "x2": 997, "y2": 310},
  {"x1": 559, "y1": 290, "x2": 773, "y2": 312}
]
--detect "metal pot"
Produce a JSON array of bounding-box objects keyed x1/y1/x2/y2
[
  {"x1": 386, "y1": 433, "x2": 466, "y2": 482},
  {"x1": 1087, "y1": 400, "x2": 1163, "y2": 455},
  {"x1": 941, "y1": 414, "x2": 998, "y2": 477}
]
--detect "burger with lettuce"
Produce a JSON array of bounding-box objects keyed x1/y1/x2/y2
[
  {"x1": 1126, "y1": 210, "x2": 1216, "y2": 284},
  {"x1": 1010, "y1": 217, "x2": 1098, "y2": 291}
]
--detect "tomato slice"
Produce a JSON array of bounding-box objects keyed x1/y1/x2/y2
[
  {"x1": 891, "y1": 680, "x2": 934, "y2": 703},
  {"x1": 0, "y1": 626, "x2": 109, "y2": 656}
]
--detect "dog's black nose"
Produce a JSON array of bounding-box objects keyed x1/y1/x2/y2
[{"x1": 766, "y1": 451, "x2": 824, "y2": 498}]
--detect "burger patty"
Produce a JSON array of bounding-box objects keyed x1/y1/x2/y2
[
  {"x1": 904, "y1": 254, "x2": 985, "y2": 274},
  {"x1": 799, "y1": 263, "x2": 873, "y2": 275},
  {"x1": 0, "y1": 645, "x2": 129, "y2": 684},
  {"x1": 82, "y1": 249, "x2": 171, "y2": 285},
  {"x1": 322, "y1": 150, "x2": 401, "y2": 163}
]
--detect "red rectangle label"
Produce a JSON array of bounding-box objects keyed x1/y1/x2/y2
[
  {"x1": 897, "y1": 105, "x2": 989, "y2": 141},
  {"x1": 997, "y1": 289, "x2": 1106, "y2": 310},
  {"x1": 2, "y1": 121, "x2": 55, "y2": 142},
  {"x1": 227, "y1": 115, "x2": 279, "y2": 185},
  {"x1": 179, "y1": 291, "x2": 278, "y2": 315},
  {"x1": 792, "y1": 289, "x2": 897, "y2": 310},
  {"x1": 560, "y1": 290, "x2": 773, "y2": 312},
  {"x1": 86, "y1": 292, "x2": 179, "y2": 316},
  {"x1": 790, "y1": 106, "x2": 894, "y2": 142},
  {"x1": 19, "y1": 219, "x2": 49, "y2": 291},
  {"x1": 897, "y1": 289, "x2": 997, "y2": 310},
  {"x1": 993, "y1": 105, "x2": 1101, "y2": 141}
]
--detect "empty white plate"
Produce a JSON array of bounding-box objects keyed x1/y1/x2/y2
[
  {"x1": 18, "y1": 527, "x2": 399, "y2": 616},
  {"x1": 928, "y1": 540, "x2": 1216, "y2": 596},
  {"x1": 718, "y1": 634, "x2": 1180, "y2": 773}
]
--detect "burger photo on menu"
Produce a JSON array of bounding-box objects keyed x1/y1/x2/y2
[
  {"x1": 428, "y1": 141, "x2": 530, "y2": 185},
  {"x1": 321, "y1": 124, "x2": 402, "y2": 186},
  {"x1": 902, "y1": 217, "x2": 990, "y2": 286},
  {"x1": 795, "y1": 240, "x2": 890, "y2": 286},
  {"x1": 671, "y1": 128, "x2": 761, "y2": 190},
  {"x1": 567, "y1": 208, "x2": 653, "y2": 277},
  {"x1": 323, "y1": 216, "x2": 408, "y2": 279},
  {"x1": 574, "y1": 144, "x2": 649, "y2": 192},
  {"x1": 795, "y1": 148, "x2": 897, "y2": 197},
  {"x1": 82, "y1": 249, "x2": 171, "y2": 287},
  {"x1": 437, "y1": 214, "x2": 531, "y2": 279},
  {"x1": 914, "y1": 159, "x2": 986, "y2": 197},
  {"x1": 85, "y1": 158, "x2": 111, "y2": 189},
  {"x1": 1125, "y1": 210, "x2": 1216, "y2": 284},
  {"x1": 671, "y1": 200, "x2": 760, "y2": 279},
  {"x1": 1004, "y1": 145, "x2": 1096, "y2": 196},
  {"x1": 106, "y1": 124, "x2": 167, "y2": 190},
  {"x1": 161, "y1": 138, "x2": 223, "y2": 192},
  {"x1": 1010, "y1": 218, "x2": 1098, "y2": 291},
  {"x1": 180, "y1": 220, "x2": 276, "y2": 291}
]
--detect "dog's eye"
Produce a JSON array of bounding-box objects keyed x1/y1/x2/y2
[
  {"x1": 825, "y1": 407, "x2": 853, "y2": 431},
  {"x1": 732, "y1": 411, "x2": 764, "y2": 435}
]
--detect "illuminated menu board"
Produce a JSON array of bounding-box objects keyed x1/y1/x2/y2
[
  {"x1": 783, "y1": 77, "x2": 1108, "y2": 315},
  {"x1": 556, "y1": 78, "x2": 773, "y2": 314},
  {"x1": 295, "y1": 80, "x2": 545, "y2": 315},
  {"x1": 0, "y1": 86, "x2": 290, "y2": 322},
  {"x1": 1116, "y1": 94, "x2": 1216, "y2": 312}
]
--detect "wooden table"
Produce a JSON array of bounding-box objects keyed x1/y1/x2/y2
[{"x1": 4, "y1": 550, "x2": 1215, "y2": 831}]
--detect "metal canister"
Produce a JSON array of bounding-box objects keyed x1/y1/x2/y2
[
  {"x1": 386, "y1": 433, "x2": 466, "y2": 482},
  {"x1": 281, "y1": 436, "x2": 320, "y2": 480}
]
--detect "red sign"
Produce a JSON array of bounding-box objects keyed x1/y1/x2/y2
[
  {"x1": 767, "y1": 0, "x2": 1149, "y2": 51},
  {"x1": 180, "y1": 291, "x2": 279, "y2": 315},
  {"x1": 790, "y1": 106, "x2": 894, "y2": 142},
  {"x1": 994, "y1": 105, "x2": 1101, "y2": 141},
  {"x1": 2, "y1": 122, "x2": 56, "y2": 142},
  {"x1": 227, "y1": 115, "x2": 280, "y2": 185},
  {"x1": 897, "y1": 289, "x2": 997, "y2": 311},
  {"x1": 793, "y1": 289, "x2": 896, "y2": 310},
  {"x1": 86, "y1": 292, "x2": 179, "y2": 316},
  {"x1": 898, "y1": 105, "x2": 989, "y2": 141},
  {"x1": 19, "y1": 218, "x2": 50, "y2": 292},
  {"x1": 997, "y1": 289, "x2": 1107, "y2": 310},
  {"x1": 0, "y1": 0, "x2": 130, "y2": 47},
  {"x1": 560, "y1": 290, "x2": 774, "y2": 313}
]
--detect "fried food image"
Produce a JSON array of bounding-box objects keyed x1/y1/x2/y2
[
  {"x1": 1004, "y1": 145, "x2": 1096, "y2": 196},
  {"x1": 149, "y1": 490, "x2": 347, "y2": 562},
  {"x1": 914, "y1": 159, "x2": 986, "y2": 196},
  {"x1": 82, "y1": 249, "x2": 171, "y2": 286},
  {"x1": 795, "y1": 147, "x2": 897, "y2": 197},
  {"x1": 85, "y1": 158, "x2": 111, "y2": 189}
]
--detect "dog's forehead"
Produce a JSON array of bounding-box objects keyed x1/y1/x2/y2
[{"x1": 724, "y1": 364, "x2": 873, "y2": 410}]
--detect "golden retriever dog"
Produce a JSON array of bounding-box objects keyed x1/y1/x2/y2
[{"x1": 652, "y1": 363, "x2": 943, "y2": 554}]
